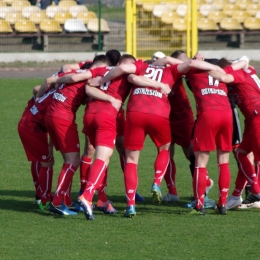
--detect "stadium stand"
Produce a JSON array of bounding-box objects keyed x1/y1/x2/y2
[
  {"x1": 64, "y1": 18, "x2": 87, "y2": 32},
  {"x1": 14, "y1": 19, "x2": 38, "y2": 33},
  {"x1": 69, "y1": 4, "x2": 87, "y2": 18},
  {"x1": 219, "y1": 17, "x2": 243, "y2": 30},
  {"x1": 58, "y1": 0, "x2": 77, "y2": 11},
  {"x1": 76, "y1": 11, "x2": 97, "y2": 25},
  {"x1": 199, "y1": 4, "x2": 218, "y2": 17},
  {"x1": 231, "y1": 10, "x2": 250, "y2": 24},
  {"x1": 245, "y1": 3, "x2": 260, "y2": 17},
  {"x1": 11, "y1": 1, "x2": 31, "y2": 12},
  {"x1": 46, "y1": 5, "x2": 65, "y2": 19},
  {"x1": 236, "y1": 0, "x2": 251, "y2": 10},
  {"x1": 0, "y1": 6, "x2": 16, "y2": 19},
  {"x1": 0, "y1": 19, "x2": 13, "y2": 33},
  {"x1": 152, "y1": 4, "x2": 171, "y2": 18},
  {"x1": 22, "y1": 6, "x2": 41, "y2": 19},
  {"x1": 173, "y1": 18, "x2": 186, "y2": 31},
  {"x1": 222, "y1": 4, "x2": 241, "y2": 17},
  {"x1": 197, "y1": 18, "x2": 219, "y2": 31},
  {"x1": 53, "y1": 11, "x2": 73, "y2": 24},
  {"x1": 5, "y1": 12, "x2": 23, "y2": 25},
  {"x1": 212, "y1": 0, "x2": 229, "y2": 10},
  {"x1": 176, "y1": 4, "x2": 186, "y2": 17},
  {"x1": 87, "y1": 18, "x2": 110, "y2": 33},
  {"x1": 244, "y1": 17, "x2": 260, "y2": 30},
  {"x1": 208, "y1": 10, "x2": 227, "y2": 24},
  {"x1": 0, "y1": 2, "x2": 7, "y2": 7},
  {"x1": 29, "y1": 11, "x2": 49, "y2": 24},
  {"x1": 39, "y1": 19, "x2": 62, "y2": 32}
]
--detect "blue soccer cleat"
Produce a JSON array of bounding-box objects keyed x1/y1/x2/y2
[
  {"x1": 151, "y1": 183, "x2": 162, "y2": 203},
  {"x1": 67, "y1": 202, "x2": 83, "y2": 212},
  {"x1": 49, "y1": 203, "x2": 78, "y2": 216},
  {"x1": 135, "y1": 192, "x2": 145, "y2": 202},
  {"x1": 124, "y1": 205, "x2": 136, "y2": 218}
]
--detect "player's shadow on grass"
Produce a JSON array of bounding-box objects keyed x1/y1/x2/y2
[{"x1": 0, "y1": 190, "x2": 36, "y2": 199}]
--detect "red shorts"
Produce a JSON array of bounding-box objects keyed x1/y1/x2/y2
[
  {"x1": 193, "y1": 110, "x2": 233, "y2": 152},
  {"x1": 170, "y1": 113, "x2": 194, "y2": 147},
  {"x1": 83, "y1": 112, "x2": 116, "y2": 149},
  {"x1": 124, "y1": 111, "x2": 171, "y2": 150},
  {"x1": 116, "y1": 108, "x2": 125, "y2": 137},
  {"x1": 239, "y1": 116, "x2": 260, "y2": 161},
  {"x1": 18, "y1": 120, "x2": 52, "y2": 162},
  {"x1": 45, "y1": 116, "x2": 80, "y2": 153}
]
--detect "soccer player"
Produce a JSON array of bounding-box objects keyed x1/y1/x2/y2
[
  {"x1": 44, "y1": 55, "x2": 111, "y2": 216},
  {"x1": 207, "y1": 58, "x2": 260, "y2": 209},
  {"x1": 88, "y1": 57, "x2": 191, "y2": 217}
]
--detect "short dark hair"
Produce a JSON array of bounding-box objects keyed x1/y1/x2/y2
[
  {"x1": 92, "y1": 54, "x2": 111, "y2": 67},
  {"x1": 119, "y1": 54, "x2": 136, "y2": 64},
  {"x1": 218, "y1": 58, "x2": 232, "y2": 68},
  {"x1": 205, "y1": 58, "x2": 219, "y2": 65},
  {"x1": 106, "y1": 49, "x2": 121, "y2": 66},
  {"x1": 80, "y1": 61, "x2": 93, "y2": 70},
  {"x1": 171, "y1": 50, "x2": 185, "y2": 58}
]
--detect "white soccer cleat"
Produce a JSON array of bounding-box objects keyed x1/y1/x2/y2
[
  {"x1": 237, "y1": 201, "x2": 260, "y2": 209},
  {"x1": 226, "y1": 195, "x2": 243, "y2": 210},
  {"x1": 206, "y1": 179, "x2": 214, "y2": 195},
  {"x1": 162, "y1": 193, "x2": 180, "y2": 203}
]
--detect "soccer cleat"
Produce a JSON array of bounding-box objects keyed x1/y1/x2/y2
[
  {"x1": 96, "y1": 200, "x2": 117, "y2": 214},
  {"x1": 35, "y1": 195, "x2": 41, "y2": 205},
  {"x1": 226, "y1": 195, "x2": 242, "y2": 210},
  {"x1": 237, "y1": 201, "x2": 260, "y2": 209},
  {"x1": 206, "y1": 179, "x2": 214, "y2": 195},
  {"x1": 39, "y1": 201, "x2": 50, "y2": 210},
  {"x1": 124, "y1": 205, "x2": 136, "y2": 218},
  {"x1": 215, "y1": 204, "x2": 227, "y2": 215},
  {"x1": 151, "y1": 183, "x2": 162, "y2": 203},
  {"x1": 189, "y1": 206, "x2": 206, "y2": 215},
  {"x1": 242, "y1": 193, "x2": 260, "y2": 204},
  {"x1": 78, "y1": 195, "x2": 94, "y2": 220},
  {"x1": 162, "y1": 193, "x2": 180, "y2": 203},
  {"x1": 135, "y1": 192, "x2": 145, "y2": 202},
  {"x1": 49, "y1": 203, "x2": 77, "y2": 216},
  {"x1": 204, "y1": 196, "x2": 216, "y2": 209},
  {"x1": 67, "y1": 202, "x2": 83, "y2": 212}
]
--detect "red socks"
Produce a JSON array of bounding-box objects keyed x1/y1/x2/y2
[
  {"x1": 218, "y1": 163, "x2": 230, "y2": 206},
  {"x1": 153, "y1": 150, "x2": 169, "y2": 186},
  {"x1": 193, "y1": 167, "x2": 207, "y2": 209},
  {"x1": 80, "y1": 155, "x2": 92, "y2": 191},
  {"x1": 164, "y1": 158, "x2": 177, "y2": 195},
  {"x1": 38, "y1": 166, "x2": 53, "y2": 205},
  {"x1": 124, "y1": 163, "x2": 138, "y2": 206},
  {"x1": 52, "y1": 164, "x2": 77, "y2": 206}
]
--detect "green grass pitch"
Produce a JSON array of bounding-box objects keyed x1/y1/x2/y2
[{"x1": 0, "y1": 78, "x2": 258, "y2": 260}]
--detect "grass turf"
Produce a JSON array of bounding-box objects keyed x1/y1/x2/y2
[{"x1": 0, "y1": 78, "x2": 258, "y2": 260}]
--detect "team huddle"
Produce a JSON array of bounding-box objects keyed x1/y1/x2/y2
[{"x1": 18, "y1": 49, "x2": 260, "y2": 220}]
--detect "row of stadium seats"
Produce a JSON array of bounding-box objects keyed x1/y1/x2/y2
[
  {"x1": 0, "y1": 17, "x2": 110, "y2": 33},
  {"x1": 0, "y1": 5, "x2": 91, "y2": 19},
  {"x1": 169, "y1": 17, "x2": 260, "y2": 32}
]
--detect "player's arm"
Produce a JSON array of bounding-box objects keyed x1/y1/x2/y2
[
  {"x1": 85, "y1": 85, "x2": 122, "y2": 111},
  {"x1": 231, "y1": 56, "x2": 249, "y2": 70},
  {"x1": 188, "y1": 59, "x2": 225, "y2": 73},
  {"x1": 208, "y1": 70, "x2": 234, "y2": 84},
  {"x1": 61, "y1": 63, "x2": 80, "y2": 73},
  {"x1": 127, "y1": 74, "x2": 171, "y2": 95},
  {"x1": 36, "y1": 75, "x2": 59, "y2": 99},
  {"x1": 56, "y1": 70, "x2": 93, "y2": 84},
  {"x1": 32, "y1": 85, "x2": 40, "y2": 95},
  {"x1": 89, "y1": 64, "x2": 137, "y2": 87},
  {"x1": 152, "y1": 56, "x2": 184, "y2": 66}
]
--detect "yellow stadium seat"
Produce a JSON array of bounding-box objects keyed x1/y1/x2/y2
[
  {"x1": 14, "y1": 19, "x2": 38, "y2": 33},
  {"x1": 87, "y1": 18, "x2": 109, "y2": 32},
  {"x1": 142, "y1": 2, "x2": 157, "y2": 13},
  {"x1": 0, "y1": 2, "x2": 7, "y2": 7},
  {"x1": 197, "y1": 18, "x2": 219, "y2": 30},
  {"x1": 69, "y1": 5, "x2": 87, "y2": 18},
  {"x1": 212, "y1": 0, "x2": 229, "y2": 11},
  {"x1": 219, "y1": 17, "x2": 243, "y2": 30},
  {"x1": 0, "y1": 19, "x2": 13, "y2": 33},
  {"x1": 176, "y1": 4, "x2": 187, "y2": 17},
  {"x1": 22, "y1": 6, "x2": 41, "y2": 19},
  {"x1": 11, "y1": 1, "x2": 31, "y2": 12},
  {"x1": 244, "y1": 17, "x2": 260, "y2": 29},
  {"x1": 0, "y1": 6, "x2": 15, "y2": 19},
  {"x1": 29, "y1": 12, "x2": 48, "y2": 24},
  {"x1": 236, "y1": 0, "x2": 251, "y2": 10},
  {"x1": 76, "y1": 11, "x2": 96, "y2": 24},
  {"x1": 199, "y1": 4, "x2": 218, "y2": 17},
  {"x1": 54, "y1": 12, "x2": 72, "y2": 24},
  {"x1": 58, "y1": 0, "x2": 76, "y2": 12},
  {"x1": 208, "y1": 11, "x2": 227, "y2": 23},
  {"x1": 246, "y1": 4, "x2": 260, "y2": 17},
  {"x1": 39, "y1": 19, "x2": 62, "y2": 32},
  {"x1": 172, "y1": 18, "x2": 186, "y2": 31},
  {"x1": 166, "y1": 2, "x2": 179, "y2": 12},
  {"x1": 46, "y1": 5, "x2": 65, "y2": 19},
  {"x1": 5, "y1": 12, "x2": 23, "y2": 24},
  {"x1": 223, "y1": 4, "x2": 241, "y2": 17},
  {"x1": 231, "y1": 10, "x2": 250, "y2": 23},
  {"x1": 161, "y1": 11, "x2": 180, "y2": 25},
  {"x1": 153, "y1": 4, "x2": 171, "y2": 18}
]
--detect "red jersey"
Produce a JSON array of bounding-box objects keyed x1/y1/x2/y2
[
  {"x1": 28, "y1": 86, "x2": 56, "y2": 129},
  {"x1": 46, "y1": 70, "x2": 87, "y2": 121},
  {"x1": 186, "y1": 68, "x2": 231, "y2": 115},
  {"x1": 225, "y1": 66, "x2": 260, "y2": 120},
  {"x1": 127, "y1": 60, "x2": 183, "y2": 118},
  {"x1": 168, "y1": 77, "x2": 193, "y2": 121},
  {"x1": 86, "y1": 66, "x2": 132, "y2": 117}
]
